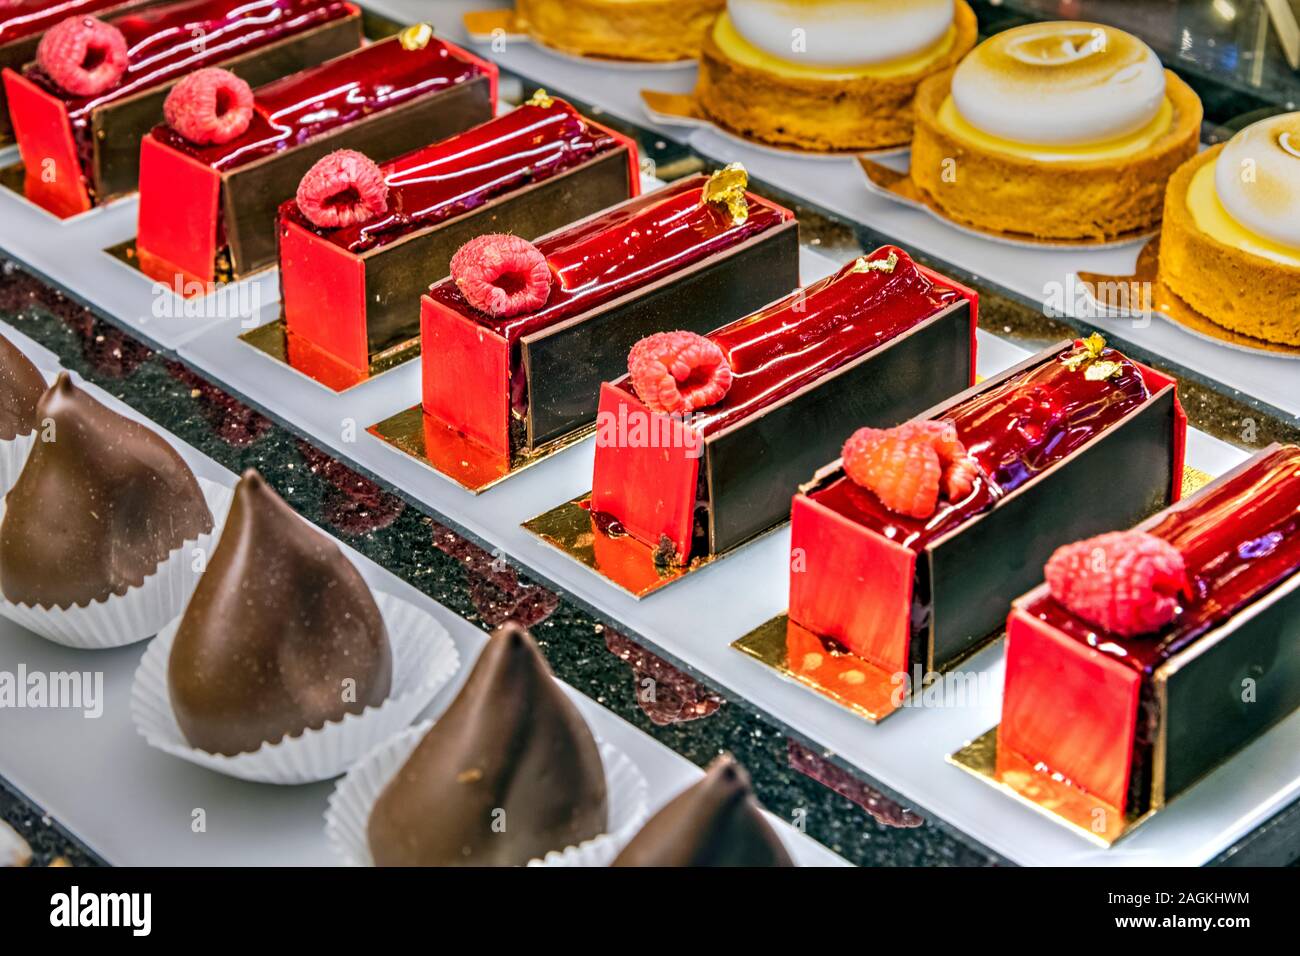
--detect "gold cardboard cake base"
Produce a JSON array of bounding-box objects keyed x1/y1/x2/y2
[
  {"x1": 523, "y1": 493, "x2": 743, "y2": 598},
  {"x1": 1182, "y1": 465, "x2": 1213, "y2": 499},
  {"x1": 1078, "y1": 238, "x2": 1300, "y2": 360},
  {"x1": 240, "y1": 319, "x2": 419, "y2": 393},
  {"x1": 0, "y1": 162, "x2": 23, "y2": 197},
  {"x1": 369, "y1": 405, "x2": 593, "y2": 494},
  {"x1": 732, "y1": 614, "x2": 903, "y2": 723},
  {"x1": 103, "y1": 240, "x2": 244, "y2": 298},
  {"x1": 0, "y1": 161, "x2": 129, "y2": 220},
  {"x1": 858, "y1": 159, "x2": 1155, "y2": 250},
  {"x1": 948, "y1": 727, "x2": 1156, "y2": 848}
]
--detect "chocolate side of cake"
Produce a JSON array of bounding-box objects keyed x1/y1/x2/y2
[
  {"x1": 221, "y1": 70, "x2": 493, "y2": 275},
  {"x1": 89, "y1": 11, "x2": 363, "y2": 202},
  {"x1": 357, "y1": 147, "x2": 634, "y2": 358},
  {"x1": 702, "y1": 296, "x2": 973, "y2": 557},
  {"x1": 522, "y1": 219, "x2": 800, "y2": 452},
  {"x1": 924, "y1": 359, "x2": 1179, "y2": 670}
]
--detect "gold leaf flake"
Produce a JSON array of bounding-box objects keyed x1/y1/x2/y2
[
  {"x1": 399, "y1": 23, "x2": 434, "y2": 51},
  {"x1": 849, "y1": 251, "x2": 899, "y2": 275},
  {"x1": 1062, "y1": 333, "x2": 1109, "y2": 371},
  {"x1": 701, "y1": 163, "x2": 749, "y2": 225},
  {"x1": 1085, "y1": 360, "x2": 1123, "y2": 381}
]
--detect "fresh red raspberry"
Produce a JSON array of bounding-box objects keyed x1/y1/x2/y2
[
  {"x1": 1045, "y1": 530, "x2": 1188, "y2": 636},
  {"x1": 942, "y1": 456, "x2": 981, "y2": 502},
  {"x1": 628, "y1": 331, "x2": 733, "y2": 415},
  {"x1": 36, "y1": 16, "x2": 128, "y2": 97},
  {"x1": 295, "y1": 149, "x2": 389, "y2": 229},
  {"x1": 842, "y1": 426, "x2": 941, "y2": 518},
  {"x1": 449, "y1": 234, "x2": 552, "y2": 318},
  {"x1": 163, "y1": 68, "x2": 253, "y2": 145},
  {"x1": 842, "y1": 419, "x2": 982, "y2": 518}
]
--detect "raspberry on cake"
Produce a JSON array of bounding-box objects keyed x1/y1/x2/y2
[
  {"x1": 295, "y1": 150, "x2": 389, "y2": 230},
  {"x1": 276, "y1": 94, "x2": 640, "y2": 389},
  {"x1": 908, "y1": 21, "x2": 1203, "y2": 241},
  {"x1": 1158, "y1": 112, "x2": 1300, "y2": 347},
  {"x1": 686, "y1": 0, "x2": 978, "y2": 152},
  {"x1": 585, "y1": 247, "x2": 977, "y2": 578},
  {"x1": 450, "y1": 235, "x2": 552, "y2": 319},
  {"x1": 401, "y1": 167, "x2": 799, "y2": 488},
  {"x1": 789, "y1": 336, "x2": 1186, "y2": 680},
  {"x1": 1043, "y1": 530, "x2": 1187, "y2": 637},
  {"x1": 841, "y1": 421, "x2": 978, "y2": 519},
  {"x1": 997, "y1": 445, "x2": 1300, "y2": 826},
  {"x1": 35, "y1": 15, "x2": 127, "y2": 96},
  {"x1": 627, "y1": 331, "x2": 734, "y2": 416},
  {"x1": 0, "y1": 0, "x2": 157, "y2": 144},
  {"x1": 134, "y1": 29, "x2": 496, "y2": 286},
  {"x1": 162, "y1": 68, "x2": 253, "y2": 146},
  {"x1": 2, "y1": 0, "x2": 363, "y2": 217}
]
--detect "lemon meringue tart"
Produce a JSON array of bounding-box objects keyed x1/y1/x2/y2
[
  {"x1": 693, "y1": 0, "x2": 978, "y2": 152},
  {"x1": 909, "y1": 21, "x2": 1202, "y2": 241},
  {"x1": 513, "y1": 0, "x2": 723, "y2": 62},
  {"x1": 1159, "y1": 113, "x2": 1300, "y2": 346}
]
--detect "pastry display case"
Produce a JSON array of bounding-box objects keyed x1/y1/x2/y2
[{"x1": 0, "y1": 0, "x2": 1297, "y2": 873}]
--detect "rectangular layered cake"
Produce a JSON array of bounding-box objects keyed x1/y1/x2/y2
[
  {"x1": 135, "y1": 28, "x2": 496, "y2": 285},
  {"x1": 2, "y1": 0, "x2": 362, "y2": 217},
  {"x1": 789, "y1": 336, "x2": 1186, "y2": 678},
  {"x1": 0, "y1": 0, "x2": 158, "y2": 143},
  {"x1": 277, "y1": 93, "x2": 638, "y2": 380},
  {"x1": 417, "y1": 166, "x2": 799, "y2": 467},
  {"x1": 1000, "y1": 444, "x2": 1300, "y2": 817},
  {"x1": 590, "y1": 246, "x2": 977, "y2": 567}
]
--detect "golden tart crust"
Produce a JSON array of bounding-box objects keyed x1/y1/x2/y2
[
  {"x1": 694, "y1": 0, "x2": 978, "y2": 152},
  {"x1": 1159, "y1": 145, "x2": 1300, "y2": 347},
  {"x1": 515, "y1": 0, "x2": 723, "y2": 62},
  {"x1": 909, "y1": 68, "x2": 1202, "y2": 241}
]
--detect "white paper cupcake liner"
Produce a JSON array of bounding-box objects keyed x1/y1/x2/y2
[
  {"x1": 131, "y1": 591, "x2": 460, "y2": 784},
  {"x1": 0, "y1": 477, "x2": 233, "y2": 649},
  {"x1": 0, "y1": 429, "x2": 36, "y2": 498},
  {"x1": 326, "y1": 720, "x2": 649, "y2": 867}
]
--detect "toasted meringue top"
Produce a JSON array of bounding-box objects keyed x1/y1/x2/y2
[
  {"x1": 1214, "y1": 113, "x2": 1300, "y2": 252},
  {"x1": 951, "y1": 21, "x2": 1165, "y2": 147},
  {"x1": 727, "y1": 0, "x2": 954, "y2": 67}
]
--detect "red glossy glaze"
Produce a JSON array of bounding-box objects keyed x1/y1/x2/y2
[
  {"x1": 809, "y1": 342, "x2": 1152, "y2": 551},
  {"x1": 999, "y1": 610, "x2": 1142, "y2": 812},
  {"x1": 23, "y1": 0, "x2": 353, "y2": 169},
  {"x1": 1023, "y1": 445, "x2": 1300, "y2": 673},
  {"x1": 278, "y1": 98, "x2": 620, "y2": 254},
  {"x1": 611, "y1": 246, "x2": 963, "y2": 436},
  {"x1": 424, "y1": 175, "x2": 791, "y2": 344},
  {"x1": 152, "y1": 33, "x2": 482, "y2": 171},
  {"x1": 0, "y1": 0, "x2": 134, "y2": 43}
]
